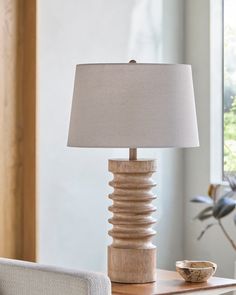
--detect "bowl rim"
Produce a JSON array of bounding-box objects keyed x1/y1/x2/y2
[{"x1": 176, "y1": 260, "x2": 217, "y2": 270}]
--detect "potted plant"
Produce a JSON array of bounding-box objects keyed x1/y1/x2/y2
[{"x1": 191, "y1": 177, "x2": 236, "y2": 251}]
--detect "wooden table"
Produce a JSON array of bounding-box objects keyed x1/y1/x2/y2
[{"x1": 112, "y1": 269, "x2": 236, "y2": 295}]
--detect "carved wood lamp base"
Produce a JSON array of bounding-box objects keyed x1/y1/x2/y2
[
  {"x1": 108, "y1": 158, "x2": 157, "y2": 283},
  {"x1": 108, "y1": 246, "x2": 156, "y2": 283}
]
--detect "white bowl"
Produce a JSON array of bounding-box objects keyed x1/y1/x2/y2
[{"x1": 176, "y1": 260, "x2": 217, "y2": 283}]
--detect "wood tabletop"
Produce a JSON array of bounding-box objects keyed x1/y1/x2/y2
[{"x1": 111, "y1": 269, "x2": 236, "y2": 295}]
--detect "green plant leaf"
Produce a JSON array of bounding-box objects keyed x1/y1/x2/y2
[
  {"x1": 191, "y1": 196, "x2": 213, "y2": 204},
  {"x1": 213, "y1": 196, "x2": 236, "y2": 219},
  {"x1": 194, "y1": 206, "x2": 213, "y2": 221}
]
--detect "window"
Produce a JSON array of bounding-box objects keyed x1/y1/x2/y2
[{"x1": 223, "y1": 0, "x2": 236, "y2": 177}]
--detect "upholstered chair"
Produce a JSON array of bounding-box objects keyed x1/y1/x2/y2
[{"x1": 0, "y1": 258, "x2": 111, "y2": 295}]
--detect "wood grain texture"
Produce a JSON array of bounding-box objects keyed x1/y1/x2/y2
[
  {"x1": 108, "y1": 159, "x2": 157, "y2": 283},
  {"x1": 0, "y1": 0, "x2": 22, "y2": 259},
  {"x1": 20, "y1": 0, "x2": 36, "y2": 262},
  {"x1": 112, "y1": 269, "x2": 236, "y2": 295},
  {"x1": 0, "y1": 0, "x2": 36, "y2": 261}
]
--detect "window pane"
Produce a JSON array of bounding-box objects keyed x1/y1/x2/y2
[{"x1": 224, "y1": 0, "x2": 236, "y2": 177}]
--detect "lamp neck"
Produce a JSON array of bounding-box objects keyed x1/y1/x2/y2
[{"x1": 129, "y1": 148, "x2": 137, "y2": 161}]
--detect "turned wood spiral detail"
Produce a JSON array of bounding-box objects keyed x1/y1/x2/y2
[
  {"x1": 108, "y1": 159, "x2": 157, "y2": 248},
  {"x1": 107, "y1": 159, "x2": 157, "y2": 283}
]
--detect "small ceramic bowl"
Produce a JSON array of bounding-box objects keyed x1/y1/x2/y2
[{"x1": 176, "y1": 260, "x2": 217, "y2": 283}]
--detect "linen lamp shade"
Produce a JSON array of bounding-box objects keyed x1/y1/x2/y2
[{"x1": 68, "y1": 63, "x2": 199, "y2": 148}]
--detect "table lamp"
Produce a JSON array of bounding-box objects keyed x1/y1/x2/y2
[{"x1": 68, "y1": 61, "x2": 199, "y2": 284}]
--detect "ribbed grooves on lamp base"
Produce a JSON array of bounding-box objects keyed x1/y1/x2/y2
[{"x1": 107, "y1": 159, "x2": 157, "y2": 283}]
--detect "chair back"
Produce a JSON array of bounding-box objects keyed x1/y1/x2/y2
[{"x1": 0, "y1": 258, "x2": 111, "y2": 295}]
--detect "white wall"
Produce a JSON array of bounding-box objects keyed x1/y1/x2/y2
[
  {"x1": 184, "y1": 0, "x2": 236, "y2": 278},
  {"x1": 38, "y1": 0, "x2": 186, "y2": 271}
]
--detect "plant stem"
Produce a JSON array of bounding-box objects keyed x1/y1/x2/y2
[{"x1": 218, "y1": 219, "x2": 236, "y2": 251}]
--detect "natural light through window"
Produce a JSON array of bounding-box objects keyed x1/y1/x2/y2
[{"x1": 224, "y1": 0, "x2": 236, "y2": 177}]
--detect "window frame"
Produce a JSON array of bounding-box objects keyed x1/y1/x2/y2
[
  {"x1": 222, "y1": 0, "x2": 236, "y2": 178},
  {"x1": 210, "y1": 0, "x2": 224, "y2": 183}
]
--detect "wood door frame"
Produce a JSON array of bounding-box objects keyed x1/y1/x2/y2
[
  {"x1": 21, "y1": 0, "x2": 37, "y2": 262},
  {"x1": 0, "y1": 0, "x2": 36, "y2": 261}
]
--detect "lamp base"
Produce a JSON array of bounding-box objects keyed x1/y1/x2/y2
[
  {"x1": 108, "y1": 246, "x2": 156, "y2": 283},
  {"x1": 108, "y1": 159, "x2": 157, "y2": 283}
]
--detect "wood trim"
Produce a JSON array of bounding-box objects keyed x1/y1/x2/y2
[
  {"x1": 0, "y1": 0, "x2": 22, "y2": 259},
  {"x1": 0, "y1": 0, "x2": 36, "y2": 261},
  {"x1": 20, "y1": 0, "x2": 36, "y2": 262}
]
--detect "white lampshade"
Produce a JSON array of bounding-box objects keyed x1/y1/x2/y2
[{"x1": 68, "y1": 63, "x2": 199, "y2": 148}]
